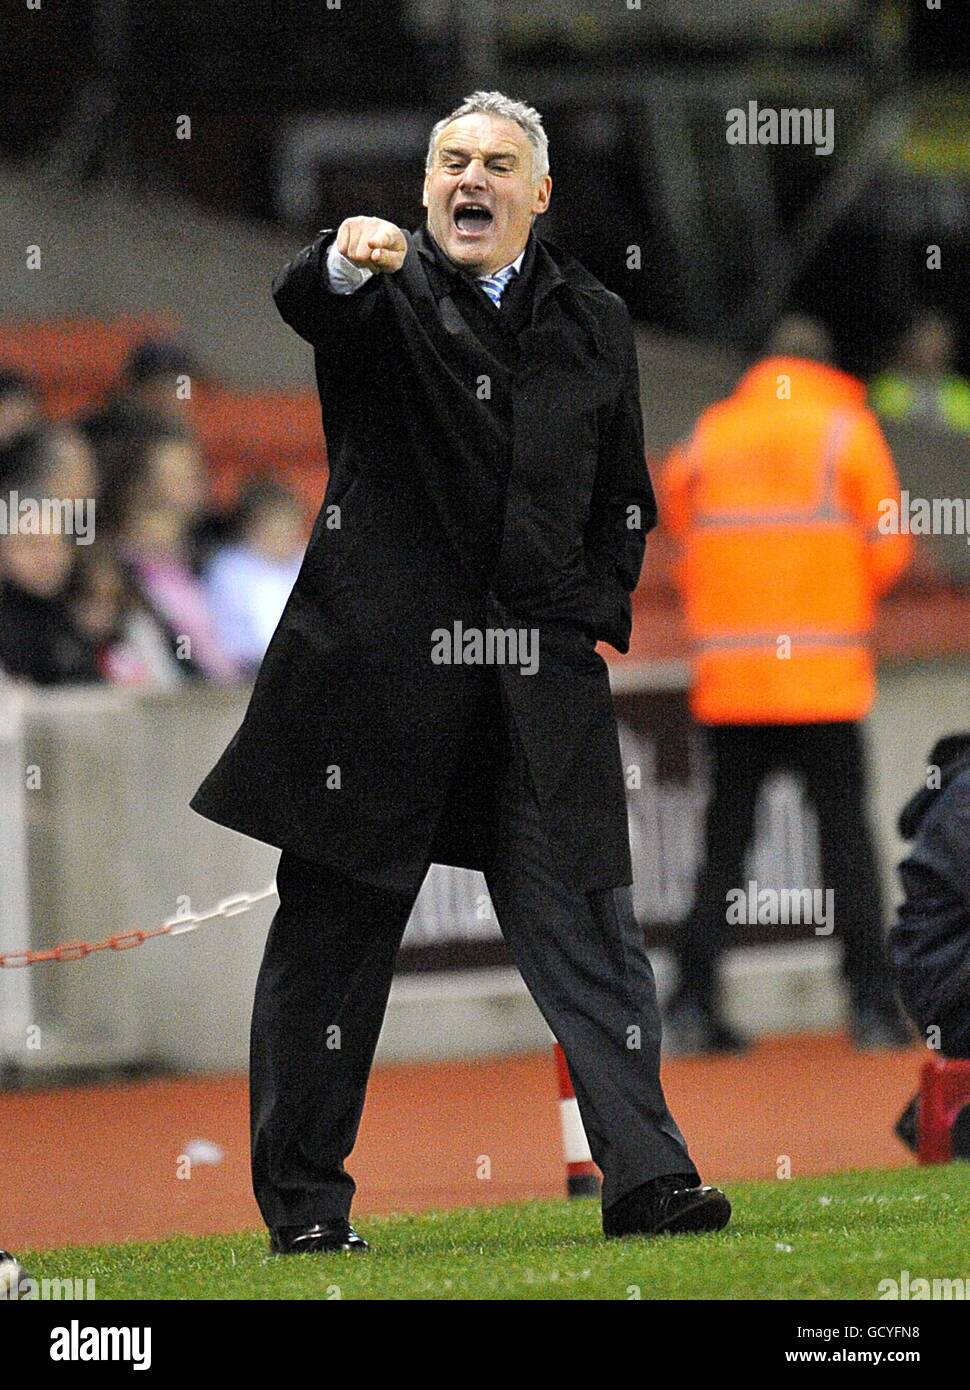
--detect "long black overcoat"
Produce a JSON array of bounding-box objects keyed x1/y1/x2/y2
[{"x1": 190, "y1": 222, "x2": 657, "y2": 897}]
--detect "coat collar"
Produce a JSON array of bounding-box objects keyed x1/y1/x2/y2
[
  {"x1": 412, "y1": 222, "x2": 566, "y2": 309},
  {"x1": 409, "y1": 223, "x2": 605, "y2": 359}
]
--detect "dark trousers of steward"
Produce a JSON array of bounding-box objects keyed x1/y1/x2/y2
[
  {"x1": 675, "y1": 719, "x2": 898, "y2": 1014},
  {"x1": 250, "y1": 675, "x2": 698, "y2": 1226}
]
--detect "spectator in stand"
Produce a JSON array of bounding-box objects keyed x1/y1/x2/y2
[
  {"x1": 77, "y1": 339, "x2": 233, "y2": 570},
  {"x1": 204, "y1": 479, "x2": 305, "y2": 673},
  {"x1": 47, "y1": 424, "x2": 98, "y2": 508},
  {"x1": 5, "y1": 422, "x2": 181, "y2": 686},
  {"x1": 870, "y1": 310, "x2": 970, "y2": 435},
  {"x1": 0, "y1": 369, "x2": 41, "y2": 446},
  {"x1": 77, "y1": 337, "x2": 207, "y2": 523},
  {"x1": 96, "y1": 422, "x2": 239, "y2": 683},
  {"x1": 0, "y1": 428, "x2": 101, "y2": 685},
  {"x1": 78, "y1": 336, "x2": 203, "y2": 443},
  {"x1": 69, "y1": 546, "x2": 187, "y2": 688}
]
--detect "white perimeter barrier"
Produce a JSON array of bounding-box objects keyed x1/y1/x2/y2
[{"x1": 1, "y1": 661, "x2": 967, "y2": 1074}]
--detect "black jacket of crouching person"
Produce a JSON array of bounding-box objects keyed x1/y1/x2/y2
[{"x1": 889, "y1": 733, "x2": 970, "y2": 1058}]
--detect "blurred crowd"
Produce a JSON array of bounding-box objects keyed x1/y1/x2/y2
[
  {"x1": 0, "y1": 340, "x2": 307, "y2": 688},
  {"x1": 1, "y1": 308, "x2": 968, "y2": 691}
]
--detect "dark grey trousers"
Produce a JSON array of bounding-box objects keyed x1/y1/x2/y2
[
  {"x1": 675, "y1": 720, "x2": 897, "y2": 1014},
  {"x1": 250, "y1": 706, "x2": 698, "y2": 1228}
]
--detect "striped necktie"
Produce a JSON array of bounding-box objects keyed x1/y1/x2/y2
[{"x1": 477, "y1": 263, "x2": 518, "y2": 308}]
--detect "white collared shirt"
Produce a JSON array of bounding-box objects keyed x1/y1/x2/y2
[{"x1": 325, "y1": 237, "x2": 526, "y2": 295}]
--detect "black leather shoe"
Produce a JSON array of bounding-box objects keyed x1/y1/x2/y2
[
  {"x1": 269, "y1": 1219, "x2": 369, "y2": 1254},
  {"x1": 603, "y1": 1173, "x2": 732, "y2": 1239}
]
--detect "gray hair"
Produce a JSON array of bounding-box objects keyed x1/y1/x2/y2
[{"x1": 425, "y1": 90, "x2": 549, "y2": 181}]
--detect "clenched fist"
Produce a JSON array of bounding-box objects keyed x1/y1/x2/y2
[{"x1": 335, "y1": 216, "x2": 407, "y2": 274}]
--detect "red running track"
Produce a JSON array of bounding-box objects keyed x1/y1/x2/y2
[{"x1": 1, "y1": 1032, "x2": 923, "y2": 1251}]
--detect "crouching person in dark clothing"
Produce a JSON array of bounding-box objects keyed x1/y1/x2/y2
[{"x1": 888, "y1": 733, "x2": 970, "y2": 1152}]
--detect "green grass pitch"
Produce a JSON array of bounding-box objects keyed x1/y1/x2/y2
[{"x1": 19, "y1": 1166, "x2": 970, "y2": 1300}]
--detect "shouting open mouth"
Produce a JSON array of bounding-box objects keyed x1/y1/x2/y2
[{"x1": 453, "y1": 201, "x2": 495, "y2": 239}]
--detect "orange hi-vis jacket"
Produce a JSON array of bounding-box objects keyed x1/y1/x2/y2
[{"x1": 659, "y1": 357, "x2": 913, "y2": 725}]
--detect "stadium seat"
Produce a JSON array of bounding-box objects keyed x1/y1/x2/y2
[
  {"x1": 0, "y1": 314, "x2": 177, "y2": 418},
  {"x1": 193, "y1": 387, "x2": 327, "y2": 515},
  {"x1": 0, "y1": 314, "x2": 329, "y2": 524}
]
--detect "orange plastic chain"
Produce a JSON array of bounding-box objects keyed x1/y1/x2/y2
[{"x1": 0, "y1": 885, "x2": 278, "y2": 968}]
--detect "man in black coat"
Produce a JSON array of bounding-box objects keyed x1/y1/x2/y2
[{"x1": 191, "y1": 91, "x2": 729, "y2": 1251}]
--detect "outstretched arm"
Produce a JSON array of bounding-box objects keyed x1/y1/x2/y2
[{"x1": 271, "y1": 216, "x2": 407, "y2": 351}]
